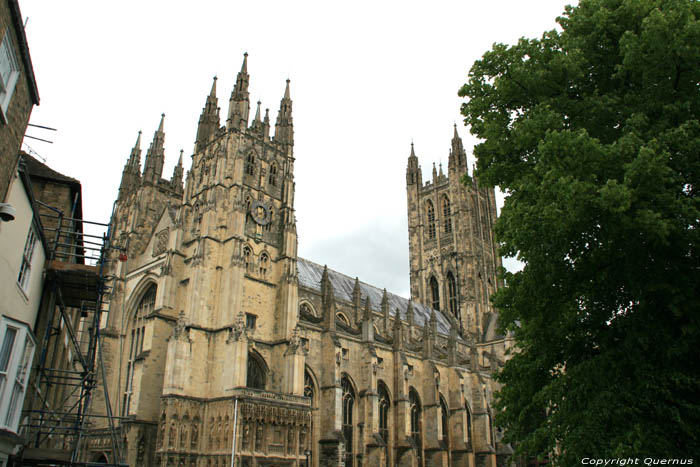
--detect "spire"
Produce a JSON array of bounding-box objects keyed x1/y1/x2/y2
[
  {"x1": 143, "y1": 114, "x2": 166, "y2": 184},
  {"x1": 171, "y1": 149, "x2": 184, "y2": 192},
  {"x1": 263, "y1": 108, "x2": 270, "y2": 141},
  {"x1": 196, "y1": 76, "x2": 220, "y2": 152},
  {"x1": 449, "y1": 123, "x2": 468, "y2": 172},
  {"x1": 119, "y1": 130, "x2": 143, "y2": 199},
  {"x1": 406, "y1": 142, "x2": 421, "y2": 185},
  {"x1": 250, "y1": 100, "x2": 262, "y2": 133},
  {"x1": 227, "y1": 53, "x2": 251, "y2": 130},
  {"x1": 439, "y1": 162, "x2": 444, "y2": 178},
  {"x1": 274, "y1": 79, "x2": 294, "y2": 146},
  {"x1": 432, "y1": 162, "x2": 438, "y2": 181}
]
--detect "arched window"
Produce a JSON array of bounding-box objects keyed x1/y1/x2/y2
[
  {"x1": 409, "y1": 388, "x2": 422, "y2": 462},
  {"x1": 268, "y1": 164, "x2": 278, "y2": 186},
  {"x1": 245, "y1": 153, "x2": 255, "y2": 176},
  {"x1": 442, "y1": 195, "x2": 452, "y2": 234},
  {"x1": 342, "y1": 376, "x2": 355, "y2": 466},
  {"x1": 336, "y1": 312, "x2": 350, "y2": 326},
  {"x1": 430, "y1": 276, "x2": 440, "y2": 311},
  {"x1": 447, "y1": 272, "x2": 459, "y2": 318},
  {"x1": 426, "y1": 200, "x2": 436, "y2": 239},
  {"x1": 466, "y1": 403, "x2": 473, "y2": 446},
  {"x1": 304, "y1": 370, "x2": 315, "y2": 402},
  {"x1": 246, "y1": 352, "x2": 266, "y2": 389},
  {"x1": 378, "y1": 382, "x2": 390, "y2": 444},
  {"x1": 440, "y1": 395, "x2": 449, "y2": 443},
  {"x1": 243, "y1": 246, "x2": 251, "y2": 272},
  {"x1": 123, "y1": 283, "x2": 156, "y2": 416},
  {"x1": 259, "y1": 253, "x2": 269, "y2": 277}
]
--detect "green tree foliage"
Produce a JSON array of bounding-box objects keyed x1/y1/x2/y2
[{"x1": 459, "y1": 0, "x2": 700, "y2": 463}]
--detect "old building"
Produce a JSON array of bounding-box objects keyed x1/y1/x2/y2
[
  {"x1": 0, "y1": 0, "x2": 39, "y2": 202},
  {"x1": 86, "y1": 54, "x2": 513, "y2": 467}
]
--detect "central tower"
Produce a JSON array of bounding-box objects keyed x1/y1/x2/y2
[{"x1": 406, "y1": 126, "x2": 502, "y2": 341}]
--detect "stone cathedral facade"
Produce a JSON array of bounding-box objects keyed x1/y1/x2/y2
[{"x1": 87, "y1": 54, "x2": 514, "y2": 467}]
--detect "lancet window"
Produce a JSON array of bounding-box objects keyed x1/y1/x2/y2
[
  {"x1": 409, "y1": 387, "x2": 422, "y2": 462},
  {"x1": 440, "y1": 395, "x2": 449, "y2": 443},
  {"x1": 426, "y1": 200, "x2": 436, "y2": 239},
  {"x1": 442, "y1": 195, "x2": 452, "y2": 234},
  {"x1": 430, "y1": 276, "x2": 440, "y2": 311},
  {"x1": 122, "y1": 283, "x2": 156, "y2": 416},
  {"x1": 378, "y1": 382, "x2": 390, "y2": 444},
  {"x1": 245, "y1": 153, "x2": 255, "y2": 176},
  {"x1": 447, "y1": 272, "x2": 458, "y2": 318},
  {"x1": 268, "y1": 164, "x2": 278, "y2": 186},
  {"x1": 342, "y1": 376, "x2": 355, "y2": 466}
]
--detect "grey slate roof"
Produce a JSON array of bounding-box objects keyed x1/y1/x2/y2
[{"x1": 297, "y1": 257, "x2": 452, "y2": 335}]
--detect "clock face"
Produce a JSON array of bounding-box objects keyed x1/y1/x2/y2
[{"x1": 249, "y1": 200, "x2": 271, "y2": 226}]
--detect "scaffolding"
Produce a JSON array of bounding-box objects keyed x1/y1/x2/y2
[{"x1": 17, "y1": 201, "x2": 125, "y2": 466}]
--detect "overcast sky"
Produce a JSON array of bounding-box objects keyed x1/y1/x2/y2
[{"x1": 19, "y1": 1, "x2": 575, "y2": 298}]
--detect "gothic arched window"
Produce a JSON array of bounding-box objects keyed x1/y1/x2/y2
[
  {"x1": 447, "y1": 272, "x2": 459, "y2": 318},
  {"x1": 245, "y1": 153, "x2": 255, "y2": 176},
  {"x1": 409, "y1": 387, "x2": 422, "y2": 462},
  {"x1": 304, "y1": 370, "x2": 315, "y2": 403},
  {"x1": 442, "y1": 195, "x2": 452, "y2": 234},
  {"x1": 264, "y1": 207, "x2": 273, "y2": 232},
  {"x1": 426, "y1": 200, "x2": 436, "y2": 239},
  {"x1": 123, "y1": 283, "x2": 156, "y2": 416},
  {"x1": 430, "y1": 276, "x2": 440, "y2": 311},
  {"x1": 378, "y1": 382, "x2": 390, "y2": 444},
  {"x1": 465, "y1": 403, "x2": 473, "y2": 446},
  {"x1": 342, "y1": 376, "x2": 355, "y2": 466},
  {"x1": 268, "y1": 164, "x2": 278, "y2": 186},
  {"x1": 259, "y1": 253, "x2": 269, "y2": 277},
  {"x1": 246, "y1": 352, "x2": 266, "y2": 390},
  {"x1": 440, "y1": 395, "x2": 449, "y2": 443},
  {"x1": 243, "y1": 246, "x2": 251, "y2": 272}
]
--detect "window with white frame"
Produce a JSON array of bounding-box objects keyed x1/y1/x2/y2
[
  {"x1": 0, "y1": 31, "x2": 20, "y2": 119},
  {"x1": 17, "y1": 224, "x2": 38, "y2": 293},
  {"x1": 0, "y1": 316, "x2": 36, "y2": 433}
]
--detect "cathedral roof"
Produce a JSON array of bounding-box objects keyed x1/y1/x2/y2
[{"x1": 297, "y1": 257, "x2": 452, "y2": 334}]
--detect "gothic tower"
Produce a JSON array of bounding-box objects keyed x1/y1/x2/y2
[{"x1": 406, "y1": 125, "x2": 502, "y2": 341}]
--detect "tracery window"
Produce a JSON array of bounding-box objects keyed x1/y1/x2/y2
[
  {"x1": 245, "y1": 153, "x2": 255, "y2": 176},
  {"x1": 243, "y1": 246, "x2": 251, "y2": 272},
  {"x1": 259, "y1": 253, "x2": 269, "y2": 277},
  {"x1": 378, "y1": 382, "x2": 390, "y2": 444},
  {"x1": 409, "y1": 388, "x2": 422, "y2": 462},
  {"x1": 426, "y1": 200, "x2": 436, "y2": 239},
  {"x1": 246, "y1": 352, "x2": 266, "y2": 389},
  {"x1": 304, "y1": 370, "x2": 315, "y2": 402},
  {"x1": 430, "y1": 276, "x2": 440, "y2": 311},
  {"x1": 342, "y1": 376, "x2": 355, "y2": 467},
  {"x1": 264, "y1": 207, "x2": 273, "y2": 232},
  {"x1": 447, "y1": 272, "x2": 459, "y2": 318},
  {"x1": 442, "y1": 195, "x2": 452, "y2": 234},
  {"x1": 123, "y1": 283, "x2": 156, "y2": 416}
]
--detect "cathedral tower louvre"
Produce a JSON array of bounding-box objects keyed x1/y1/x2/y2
[{"x1": 88, "y1": 54, "x2": 512, "y2": 467}]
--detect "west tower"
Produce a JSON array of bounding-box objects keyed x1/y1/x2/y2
[{"x1": 406, "y1": 126, "x2": 502, "y2": 341}]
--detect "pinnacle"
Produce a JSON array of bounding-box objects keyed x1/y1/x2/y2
[
  {"x1": 241, "y1": 52, "x2": 248, "y2": 73},
  {"x1": 157, "y1": 113, "x2": 165, "y2": 133},
  {"x1": 284, "y1": 79, "x2": 291, "y2": 100},
  {"x1": 210, "y1": 76, "x2": 217, "y2": 97}
]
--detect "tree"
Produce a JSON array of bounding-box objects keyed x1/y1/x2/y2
[{"x1": 459, "y1": 0, "x2": 700, "y2": 463}]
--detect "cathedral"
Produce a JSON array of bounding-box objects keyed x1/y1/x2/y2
[{"x1": 87, "y1": 53, "x2": 514, "y2": 467}]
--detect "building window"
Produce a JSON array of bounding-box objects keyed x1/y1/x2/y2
[
  {"x1": 264, "y1": 207, "x2": 273, "y2": 232},
  {"x1": 466, "y1": 403, "x2": 473, "y2": 445},
  {"x1": 442, "y1": 195, "x2": 452, "y2": 234},
  {"x1": 430, "y1": 276, "x2": 440, "y2": 311},
  {"x1": 342, "y1": 376, "x2": 355, "y2": 467},
  {"x1": 0, "y1": 316, "x2": 36, "y2": 432},
  {"x1": 426, "y1": 200, "x2": 436, "y2": 239},
  {"x1": 259, "y1": 253, "x2": 269, "y2": 277},
  {"x1": 409, "y1": 388, "x2": 422, "y2": 463},
  {"x1": 17, "y1": 224, "x2": 38, "y2": 293},
  {"x1": 0, "y1": 32, "x2": 20, "y2": 121},
  {"x1": 268, "y1": 164, "x2": 278, "y2": 186},
  {"x1": 447, "y1": 272, "x2": 459, "y2": 319},
  {"x1": 245, "y1": 314, "x2": 257, "y2": 331},
  {"x1": 246, "y1": 352, "x2": 266, "y2": 390},
  {"x1": 440, "y1": 395, "x2": 449, "y2": 443},
  {"x1": 122, "y1": 284, "x2": 156, "y2": 416},
  {"x1": 245, "y1": 153, "x2": 255, "y2": 176},
  {"x1": 243, "y1": 246, "x2": 251, "y2": 271},
  {"x1": 378, "y1": 382, "x2": 390, "y2": 444}
]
